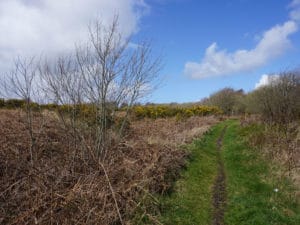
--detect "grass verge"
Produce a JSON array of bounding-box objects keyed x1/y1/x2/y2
[{"x1": 223, "y1": 120, "x2": 300, "y2": 225}]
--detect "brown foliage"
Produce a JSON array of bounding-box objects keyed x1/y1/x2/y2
[
  {"x1": 0, "y1": 110, "x2": 218, "y2": 224},
  {"x1": 241, "y1": 116, "x2": 300, "y2": 189}
]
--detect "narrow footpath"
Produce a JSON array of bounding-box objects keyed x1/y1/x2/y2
[
  {"x1": 158, "y1": 123, "x2": 228, "y2": 225},
  {"x1": 212, "y1": 126, "x2": 227, "y2": 225}
]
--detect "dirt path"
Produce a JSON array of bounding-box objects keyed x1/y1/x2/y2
[{"x1": 212, "y1": 126, "x2": 227, "y2": 225}]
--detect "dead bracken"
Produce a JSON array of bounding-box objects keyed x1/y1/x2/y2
[{"x1": 0, "y1": 109, "x2": 218, "y2": 225}]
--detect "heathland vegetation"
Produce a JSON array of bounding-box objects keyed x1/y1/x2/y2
[{"x1": 0, "y1": 18, "x2": 300, "y2": 225}]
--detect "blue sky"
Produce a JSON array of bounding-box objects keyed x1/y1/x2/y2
[
  {"x1": 0, "y1": 0, "x2": 300, "y2": 103},
  {"x1": 136, "y1": 0, "x2": 300, "y2": 103}
]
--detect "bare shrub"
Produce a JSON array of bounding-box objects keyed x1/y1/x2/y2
[
  {"x1": 40, "y1": 17, "x2": 161, "y2": 161},
  {"x1": 249, "y1": 71, "x2": 300, "y2": 125},
  {"x1": 0, "y1": 57, "x2": 44, "y2": 165}
]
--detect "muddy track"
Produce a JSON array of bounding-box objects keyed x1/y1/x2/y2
[{"x1": 212, "y1": 126, "x2": 227, "y2": 225}]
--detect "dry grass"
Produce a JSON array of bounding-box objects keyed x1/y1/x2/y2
[
  {"x1": 131, "y1": 116, "x2": 217, "y2": 147},
  {"x1": 241, "y1": 115, "x2": 300, "y2": 189},
  {"x1": 0, "y1": 109, "x2": 219, "y2": 225}
]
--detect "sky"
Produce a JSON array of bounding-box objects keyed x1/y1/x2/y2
[{"x1": 1, "y1": 0, "x2": 300, "y2": 103}]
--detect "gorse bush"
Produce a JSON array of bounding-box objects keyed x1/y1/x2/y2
[
  {"x1": 132, "y1": 105, "x2": 222, "y2": 119},
  {"x1": 4, "y1": 99, "x2": 26, "y2": 109},
  {"x1": 0, "y1": 98, "x2": 5, "y2": 108},
  {"x1": 0, "y1": 98, "x2": 39, "y2": 110}
]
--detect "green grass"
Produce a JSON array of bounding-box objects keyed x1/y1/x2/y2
[
  {"x1": 156, "y1": 119, "x2": 300, "y2": 225},
  {"x1": 158, "y1": 122, "x2": 228, "y2": 225},
  {"x1": 223, "y1": 120, "x2": 300, "y2": 225}
]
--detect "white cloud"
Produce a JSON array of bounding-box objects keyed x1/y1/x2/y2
[
  {"x1": 184, "y1": 21, "x2": 298, "y2": 79},
  {"x1": 289, "y1": 0, "x2": 300, "y2": 22},
  {"x1": 290, "y1": 0, "x2": 300, "y2": 7},
  {"x1": 0, "y1": 0, "x2": 148, "y2": 73},
  {"x1": 255, "y1": 74, "x2": 279, "y2": 89},
  {"x1": 185, "y1": 0, "x2": 300, "y2": 79}
]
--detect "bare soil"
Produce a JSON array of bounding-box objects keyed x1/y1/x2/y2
[{"x1": 212, "y1": 126, "x2": 227, "y2": 225}]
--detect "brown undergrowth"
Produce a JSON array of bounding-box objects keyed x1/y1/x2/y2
[
  {"x1": 0, "y1": 109, "x2": 218, "y2": 225},
  {"x1": 241, "y1": 116, "x2": 300, "y2": 199}
]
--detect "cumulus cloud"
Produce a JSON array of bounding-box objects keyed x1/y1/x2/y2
[
  {"x1": 185, "y1": 1, "x2": 300, "y2": 79},
  {"x1": 0, "y1": 0, "x2": 148, "y2": 72},
  {"x1": 255, "y1": 74, "x2": 280, "y2": 89},
  {"x1": 185, "y1": 21, "x2": 297, "y2": 79}
]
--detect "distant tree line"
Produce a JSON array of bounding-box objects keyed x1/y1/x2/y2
[
  {"x1": 201, "y1": 70, "x2": 300, "y2": 125},
  {"x1": 201, "y1": 88, "x2": 246, "y2": 115}
]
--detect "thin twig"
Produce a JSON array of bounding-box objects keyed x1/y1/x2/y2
[{"x1": 100, "y1": 162, "x2": 124, "y2": 225}]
